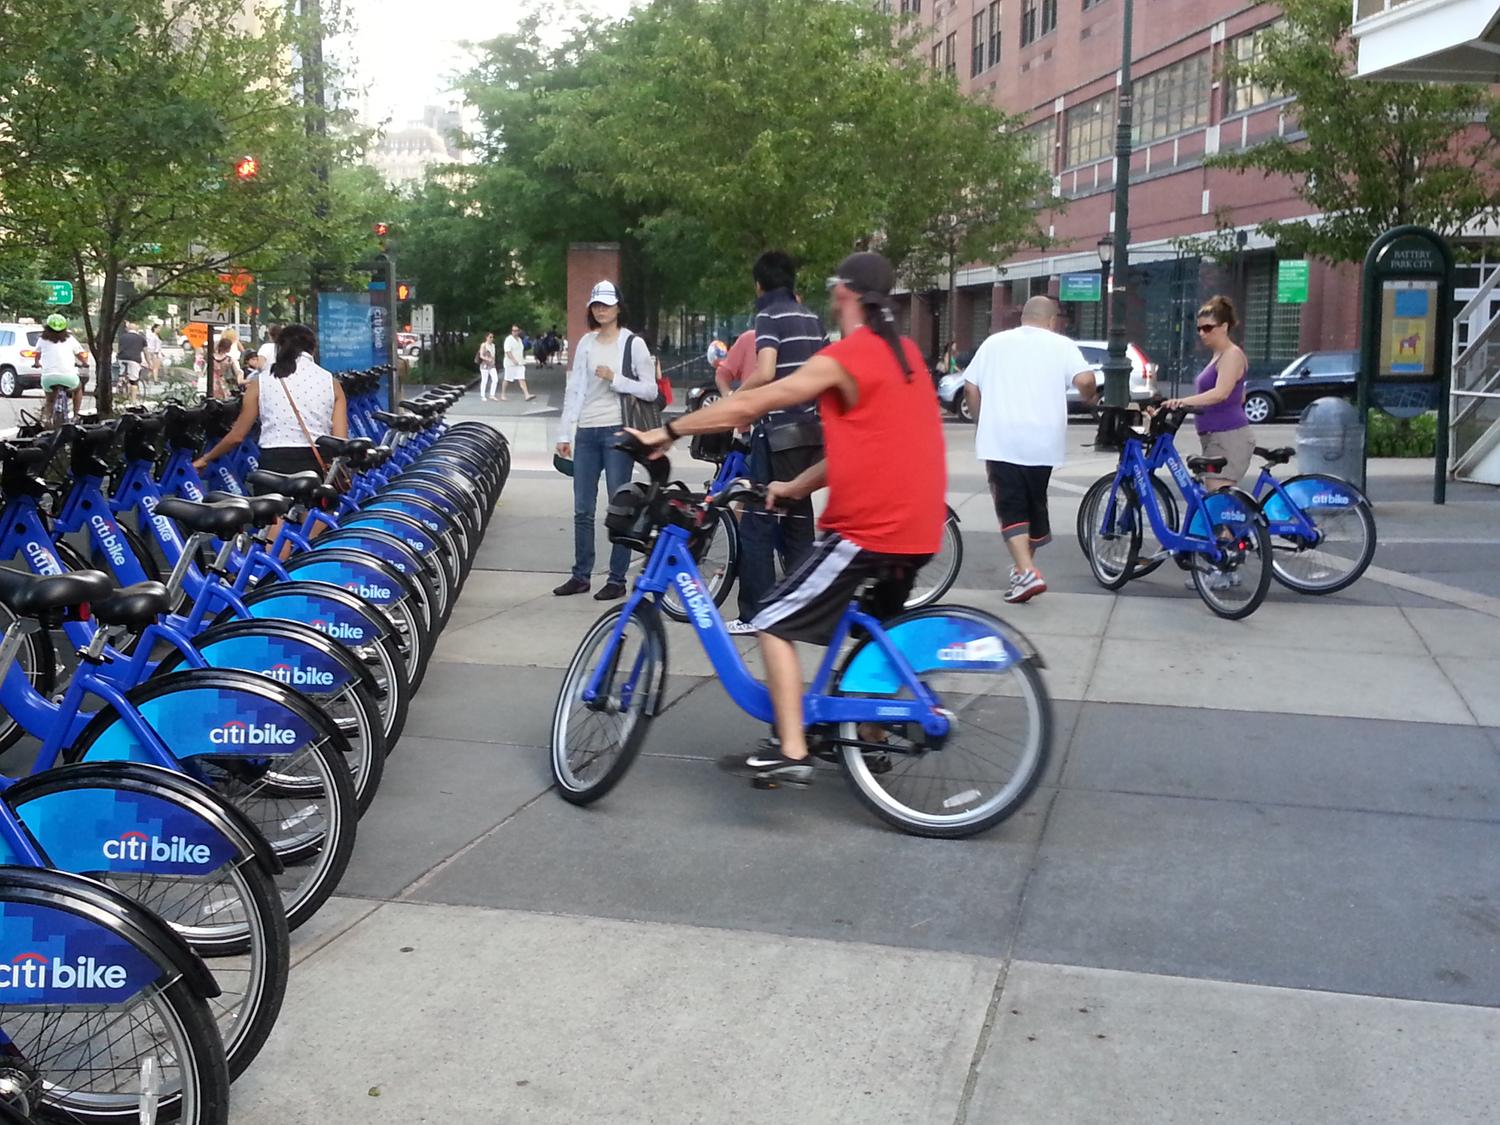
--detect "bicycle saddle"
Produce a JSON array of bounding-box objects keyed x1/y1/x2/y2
[
  {"x1": 246, "y1": 470, "x2": 322, "y2": 502},
  {"x1": 1255, "y1": 446, "x2": 1294, "y2": 466},
  {"x1": 372, "y1": 410, "x2": 423, "y2": 433},
  {"x1": 206, "y1": 490, "x2": 290, "y2": 526},
  {"x1": 399, "y1": 398, "x2": 444, "y2": 417},
  {"x1": 314, "y1": 435, "x2": 372, "y2": 461},
  {"x1": 0, "y1": 567, "x2": 114, "y2": 617},
  {"x1": 154, "y1": 496, "x2": 255, "y2": 537},
  {"x1": 91, "y1": 581, "x2": 172, "y2": 627},
  {"x1": 1186, "y1": 455, "x2": 1229, "y2": 475}
]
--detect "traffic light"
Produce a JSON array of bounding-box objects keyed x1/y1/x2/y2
[
  {"x1": 234, "y1": 155, "x2": 259, "y2": 181},
  {"x1": 373, "y1": 222, "x2": 389, "y2": 237},
  {"x1": 395, "y1": 281, "x2": 414, "y2": 302}
]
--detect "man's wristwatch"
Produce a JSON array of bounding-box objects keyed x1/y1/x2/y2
[{"x1": 663, "y1": 419, "x2": 680, "y2": 441}]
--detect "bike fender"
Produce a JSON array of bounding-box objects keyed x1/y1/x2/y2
[
  {"x1": 309, "y1": 529, "x2": 425, "y2": 579},
  {"x1": 839, "y1": 605, "x2": 1041, "y2": 696},
  {"x1": 158, "y1": 618, "x2": 368, "y2": 698},
  {"x1": 232, "y1": 581, "x2": 392, "y2": 644},
  {"x1": 339, "y1": 512, "x2": 440, "y2": 556},
  {"x1": 281, "y1": 550, "x2": 413, "y2": 608},
  {"x1": 0, "y1": 866, "x2": 219, "y2": 1000},
  {"x1": 1189, "y1": 488, "x2": 1261, "y2": 537}
]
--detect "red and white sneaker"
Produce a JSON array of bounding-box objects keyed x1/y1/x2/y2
[{"x1": 1004, "y1": 568, "x2": 1047, "y2": 604}]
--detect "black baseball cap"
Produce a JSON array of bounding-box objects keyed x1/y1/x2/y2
[{"x1": 827, "y1": 252, "x2": 896, "y2": 299}]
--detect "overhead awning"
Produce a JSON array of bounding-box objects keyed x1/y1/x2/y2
[{"x1": 1353, "y1": 0, "x2": 1500, "y2": 82}]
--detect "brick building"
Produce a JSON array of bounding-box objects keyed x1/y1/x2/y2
[{"x1": 891, "y1": 0, "x2": 1363, "y2": 389}]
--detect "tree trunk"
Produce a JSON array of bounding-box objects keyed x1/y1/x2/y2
[{"x1": 91, "y1": 268, "x2": 119, "y2": 417}]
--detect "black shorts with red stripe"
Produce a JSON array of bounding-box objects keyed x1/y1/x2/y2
[
  {"x1": 986, "y1": 461, "x2": 1053, "y2": 547},
  {"x1": 750, "y1": 533, "x2": 931, "y2": 646}
]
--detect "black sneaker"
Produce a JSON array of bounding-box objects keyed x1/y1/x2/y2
[
  {"x1": 553, "y1": 577, "x2": 590, "y2": 596},
  {"x1": 594, "y1": 581, "x2": 627, "y2": 601},
  {"x1": 718, "y1": 742, "x2": 814, "y2": 788}
]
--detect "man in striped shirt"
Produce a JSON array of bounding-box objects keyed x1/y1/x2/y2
[{"x1": 727, "y1": 251, "x2": 827, "y2": 633}]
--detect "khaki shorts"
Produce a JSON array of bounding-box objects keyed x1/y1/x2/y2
[{"x1": 1198, "y1": 425, "x2": 1256, "y2": 488}]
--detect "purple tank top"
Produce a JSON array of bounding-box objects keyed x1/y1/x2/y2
[{"x1": 1194, "y1": 358, "x2": 1249, "y2": 435}]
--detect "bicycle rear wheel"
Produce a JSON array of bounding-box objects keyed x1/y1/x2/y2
[
  {"x1": 831, "y1": 606, "x2": 1051, "y2": 838},
  {"x1": 551, "y1": 603, "x2": 666, "y2": 804},
  {"x1": 904, "y1": 512, "x2": 963, "y2": 609},
  {"x1": 1264, "y1": 474, "x2": 1377, "y2": 594}
]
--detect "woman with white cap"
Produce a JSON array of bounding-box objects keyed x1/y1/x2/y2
[{"x1": 554, "y1": 280, "x2": 660, "y2": 600}]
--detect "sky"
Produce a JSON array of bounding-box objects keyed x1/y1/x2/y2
[{"x1": 346, "y1": 0, "x2": 642, "y2": 128}]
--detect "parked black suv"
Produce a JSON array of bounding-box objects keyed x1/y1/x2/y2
[{"x1": 1242, "y1": 350, "x2": 1358, "y2": 424}]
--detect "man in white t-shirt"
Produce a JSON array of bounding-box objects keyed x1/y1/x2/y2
[{"x1": 964, "y1": 296, "x2": 1097, "y2": 603}]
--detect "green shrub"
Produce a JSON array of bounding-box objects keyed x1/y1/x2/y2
[{"x1": 1366, "y1": 410, "x2": 1437, "y2": 457}]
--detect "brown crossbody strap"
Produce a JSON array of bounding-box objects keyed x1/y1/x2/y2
[{"x1": 274, "y1": 371, "x2": 329, "y2": 475}]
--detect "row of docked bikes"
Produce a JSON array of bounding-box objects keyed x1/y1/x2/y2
[{"x1": 0, "y1": 368, "x2": 506, "y2": 1123}]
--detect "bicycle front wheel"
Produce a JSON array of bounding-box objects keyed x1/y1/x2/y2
[
  {"x1": 1192, "y1": 493, "x2": 1274, "y2": 620},
  {"x1": 1080, "y1": 479, "x2": 1140, "y2": 590},
  {"x1": 658, "y1": 508, "x2": 738, "y2": 623},
  {"x1": 904, "y1": 512, "x2": 963, "y2": 609},
  {"x1": 1265, "y1": 474, "x2": 1377, "y2": 594},
  {"x1": 551, "y1": 603, "x2": 667, "y2": 804},
  {"x1": 832, "y1": 606, "x2": 1052, "y2": 839}
]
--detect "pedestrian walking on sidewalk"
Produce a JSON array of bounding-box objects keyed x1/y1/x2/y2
[
  {"x1": 1165, "y1": 295, "x2": 1254, "y2": 491},
  {"x1": 116, "y1": 321, "x2": 147, "y2": 404},
  {"x1": 501, "y1": 324, "x2": 535, "y2": 402},
  {"x1": 554, "y1": 280, "x2": 660, "y2": 601},
  {"x1": 963, "y1": 296, "x2": 1098, "y2": 604},
  {"x1": 477, "y1": 332, "x2": 499, "y2": 400}
]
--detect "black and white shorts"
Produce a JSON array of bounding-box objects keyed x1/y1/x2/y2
[
  {"x1": 750, "y1": 533, "x2": 930, "y2": 646},
  {"x1": 986, "y1": 461, "x2": 1053, "y2": 546}
]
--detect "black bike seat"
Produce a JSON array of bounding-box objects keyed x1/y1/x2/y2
[
  {"x1": 91, "y1": 581, "x2": 171, "y2": 627},
  {"x1": 154, "y1": 496, "x2": 254, "y2": 537},
  {"x1": 373, "y1": 410, "x2": 423, "y2": 433},
  {"x1": 246, "y1": 470, "x2": 322, "y2": 502},
  {"x1": 315, "y1": 436, "x2": 372, "y2": 461},
  {"x1": 1254, "y1": 446, "x2": 1294, "y2": 466},
  {"x1": 205, "y1": 490, "x2": 290, "y2": 526},
  {"x1": 0, "y1": 567, "x2": 115, "y2": 617},
  {"x1": 1187, "y1": 455, "x2": 1229, "y2": 475}
]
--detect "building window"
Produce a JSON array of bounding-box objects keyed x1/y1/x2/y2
[
  {"x1": 988, "y1": 1, "x2": 1002, "y2": 66},
  {"x1": 1021, "y1": 0, "x2": 1057, "y2": 47},
  {"x1": 932, "y1": 42, "x2": 942, "y2": 69},
  {"x1": 972, "y1": 14, "x2": 986, "y2": 76},
  {"x1": 1226, "y1": 21, "x2": 1284, "y2": 115},
  {"x1": 1082, "y1": 0, "x2": 1108, "y2": 9},
  {"x1": 945, "y1": 31, "x2": 958, "y2": 76},
  {"x1": 1020, "y1": 0, "x2": 1037, "y2": 46},
  {"x1": 1042, "y1": 0, "x2": 1057, "y2": 35},
  {"x1": 1065, "y1": 92, "x2": 1114, "y2": 167},
  {"x1": 1243, "y1": 256, "x2": 1303, "y2": 366},
  {"x1": 1134, "y1": 54, "x2": 1210, "y2": 144},
  {"x1": 1023, "y1": 117, "x2": 1058, "y2": 173},
  {"x1": 899, "y1": 0, "x2": 921, "y2": 13}
]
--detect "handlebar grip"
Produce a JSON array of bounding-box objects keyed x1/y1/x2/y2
[{"x1": 612, "y1": 434, "x2": 671, "y2": 485}]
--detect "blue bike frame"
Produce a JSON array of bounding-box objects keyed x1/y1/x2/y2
[{"x1": 1099, "y1": 430, "x2": 1257, "y2": 560}]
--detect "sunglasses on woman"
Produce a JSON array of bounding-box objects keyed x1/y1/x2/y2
[{"x1": 1196, "y1": 322, "x2": 1218, "y2": 334}]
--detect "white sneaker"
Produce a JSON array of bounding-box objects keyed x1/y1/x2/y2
[
  {"x1": 725, "y1": 618, "x2": 758, "y2": 635},
  {"x1": 1004, "y1": 569, "x2": 1047, "y2": 604},
  {"x1": 1186, "y1": 569, "x2": 1242, "y2": 591}
]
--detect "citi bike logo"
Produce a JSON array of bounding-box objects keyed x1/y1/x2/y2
[
  {"x1": 24, "y1": 541, "x2": 61, "y2": 576},
  {"x1": 0, "y1": 952, "x2": 129, "y2": 991},
  {"x1": 89, "y1": 513, "x2": 128, "y2": 568},
  {"x1": 141, "y1": 494, "x2": 175, "y2": 540},
  {"x1": 310, "y1": 618, "x2": 366, "y2": 642},
  {"x1": 1309, "y1": 490, "x2": 1351, "y2": 508},
  {"x1": 182, "y1": 481, "x2": 204, "y2": 501},
  {"x1": 261, "y1": 662, "x2": 336, "y2": 688},
  {"x1": 673, "y1": 572, "x2": 713, "y2": 629},
  {"x1": 344, "y1": 582, "x2": 393, "y2": 600},
  {"x1": 103, "y1": 830, "x2": 212, "y2": 866},
  {"x1": 209, "y1": 719, "x2": 297, "y2": 747}
]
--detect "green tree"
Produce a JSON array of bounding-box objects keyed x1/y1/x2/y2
[
  {"x1": 0, "y1": 0, "x2": 369, "y2": 412},
  {"x1": 465, "y1": 0, "x2": 1048, "y2": 331},
  {"x1": 1209, "y1": 0, "x2": 1500, "y2": 262}
]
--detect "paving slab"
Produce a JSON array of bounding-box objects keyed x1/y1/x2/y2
[
  {"x1": 1085, "y1": 636, "x2": 1474, "y2": 725},
  {"x1": 1104, "y1": 596, "x2": 1422, "y2": 655},
  {"x1": 1015, "y1": 788, "x2": 1500, "y2": 1005},
  {"x1": 338, "y1": 736, "x2": 552, "y2": 898},
  {"x1": 233, "y1": 902, "x2": 996, "y2": 1125},
  {"x1": 1062, "y1": 701, "x2": 1500, "y2": 819},
  {"x1": 1435, "y1": 655, "x2": 1500, "y2": 727},
  {"x1": 966, "y1": 960, "x2": 1500, "y2": 1124},
  {"x1": 287, "y1": 896, "x2": 382, "y2": 967},
  {"x1": 410, "y1": 752, "x2": 1052, "y2": 956},
  {"x1": 1403, "y1": 606, "x2": 1500, "y2": 659},
  {"x1": 446, "y1": 567, "x2": 561, "y2": 610}
]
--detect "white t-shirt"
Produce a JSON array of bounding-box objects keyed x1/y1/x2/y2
[
  {"x1": 965, "y1": 326, "x2": 1090, "y2": 467},
  {"x1": 37, "y1": 335, "x2": 84, "y2": 377},
  {"x1": 502, "y1": 334, "x2": 525, "y2": 368}
]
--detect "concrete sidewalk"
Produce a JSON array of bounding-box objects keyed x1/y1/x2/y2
[{"x1": 232, "y1": 413, "x2": 1500, "y2": 1124}]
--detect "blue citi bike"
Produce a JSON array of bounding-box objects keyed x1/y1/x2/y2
[
  {"x1": 551, "y1": 440, "x2": 1051, "y2": 838},
  {"x1": 1078, "y1": 405, "x2": 1274, "y2": 619}
]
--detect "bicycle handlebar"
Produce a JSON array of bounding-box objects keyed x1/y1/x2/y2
[{"x1": 612, "y1": 435, "x2": 672, "y2": 485}]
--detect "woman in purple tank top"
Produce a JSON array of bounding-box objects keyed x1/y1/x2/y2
[{"x1": 1165, "y1": 295, "x2": 1255, "y2": 490}]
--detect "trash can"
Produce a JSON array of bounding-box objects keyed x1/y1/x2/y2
[{"x1": 1295, "y1": 396, "x2": 1365, "y2": 488}]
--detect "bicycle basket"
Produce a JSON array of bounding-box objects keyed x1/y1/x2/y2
[{"x1": 605, "y1": 482, "x2": 655, "y2": 552}]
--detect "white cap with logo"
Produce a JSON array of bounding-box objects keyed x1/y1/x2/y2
[{"x1": 588, "y1": 280, "x2": 620, "y2": 307}]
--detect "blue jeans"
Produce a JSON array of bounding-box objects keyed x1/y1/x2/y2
[
  {"x1": 572, "y1": 425, "x2": 633, "y2": 585},
  {"x1": 736, "y1": 427, "x2": 818, "y2": 621}
]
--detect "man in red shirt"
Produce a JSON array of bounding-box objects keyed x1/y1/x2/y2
[{"x1": 630, "y1": 252, "x2": 947, "y2": 785}]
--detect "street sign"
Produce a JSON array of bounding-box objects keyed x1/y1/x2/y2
[
  {"x1": 41, "y1": 280, "x2": 74, "y2": 305},
  {"x1": 1060, "y1": 272, "x2": 1102, "y2": 302},
  {"x1": 1276, "y1": 260, "x2": 1310, "y2": 304},
  {"x1": 413, "y1": 304, "x2": 434, "y2": 334},
  {"x1": 188, "y1": 300, "x2": 231, "y2": 323},
  {"x1": 183, "y1": 322, "x2": 209, "y2": 349}
]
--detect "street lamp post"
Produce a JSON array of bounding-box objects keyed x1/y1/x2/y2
[
  {"x1": 1097, "y1": 237, "x2": 1114, "y2": 341},
  {"x1": 1101, "y1": 0, "x2": 1135, "y2": 413}
]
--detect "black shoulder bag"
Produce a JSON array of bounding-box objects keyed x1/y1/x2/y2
[{"x1": 618, "y1": 332, "x2": 663, "y2": 431}]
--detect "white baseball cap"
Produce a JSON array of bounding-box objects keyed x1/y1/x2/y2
[{"x1": 588, "y1": 280, "x2": 620, "y2": 307}]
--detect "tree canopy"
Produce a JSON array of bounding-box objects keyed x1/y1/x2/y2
[{"x1": 1209, "y1": 0, "x2": 1500, "y2": 263}]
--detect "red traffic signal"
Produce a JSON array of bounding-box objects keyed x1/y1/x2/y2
[
  {"x1": 373, "y1": 222, "x2": 390, "y2": 237},
  {"x1": 234, "y1": 155, "x2": 259, "y2": 181},
  {"x1": 395, "y1": 281, "x2": 414, "y2": 302}
]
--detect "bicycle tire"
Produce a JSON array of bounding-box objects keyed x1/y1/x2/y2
[
  {"x1": 659, "y1": 508, "x2": 738, "y2": 623},
  {"x1": 1076, "y1": 473, "x2": 1177, "y2": 579},
  {"x1": 1192, "y1": 493, "x2": 1274, "y2": 621},
  {"x1": 1263, "y1": 473, "x2": 1377, "y2": 595},
  {"x1": 0, "y1": 599, "x2": 55, "y2": 755},
  {"x1": 905, "y1": 511, "x2": 963, "y2": 609},
  {"x1": 831, "y1": 605, "x2": 1051, "y2": 838},
  {"x1": 1080, "y1": 478, "x2": 1140, "y2": 589},
  {"x1": 551, "y1": 603, "x2": 667, "y2": 805}
]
